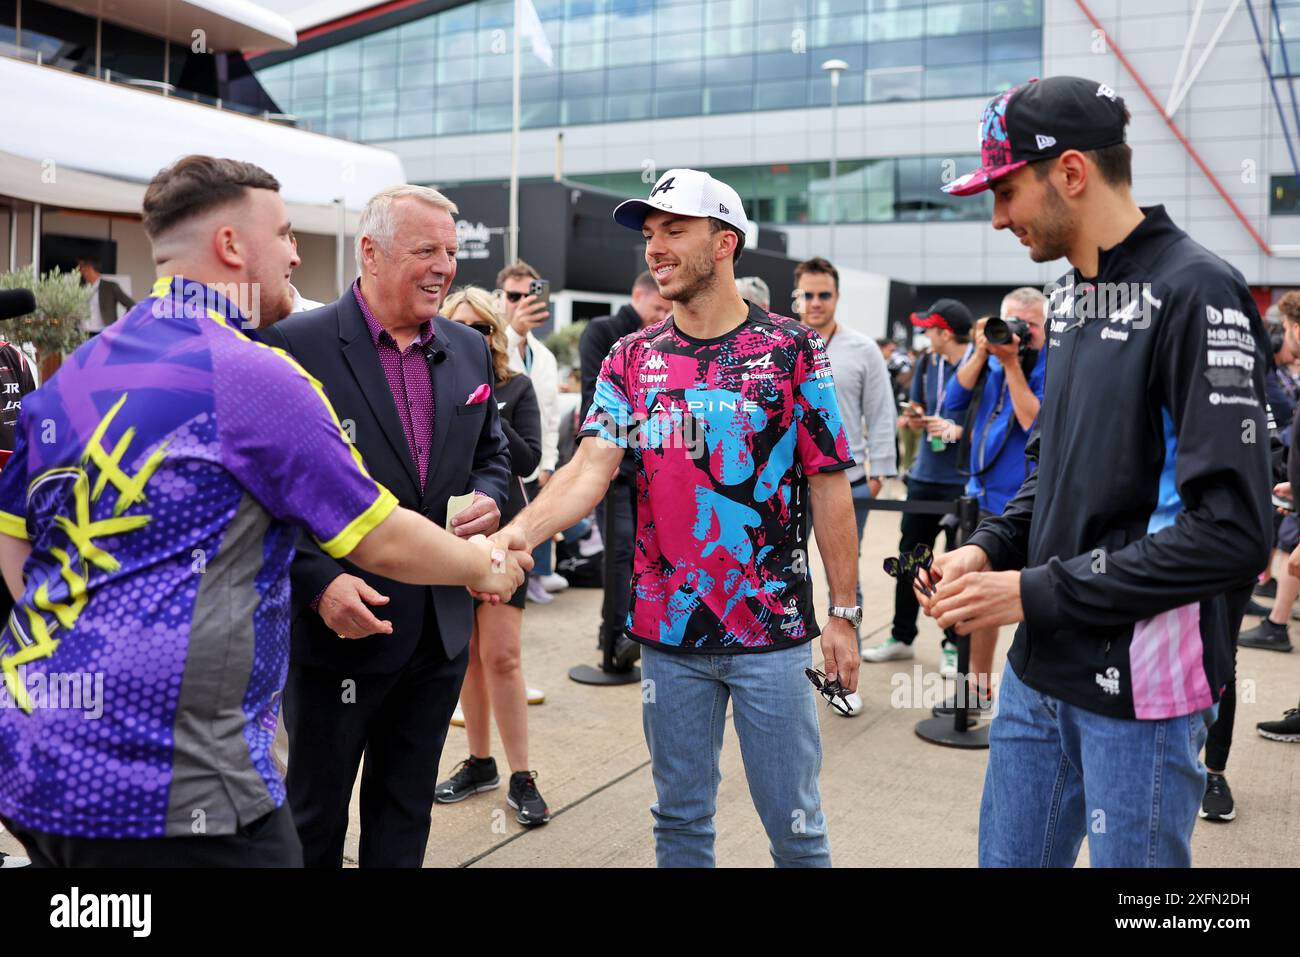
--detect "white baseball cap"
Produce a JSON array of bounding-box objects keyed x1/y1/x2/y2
[{"x1": 613, "y1": 168, "x2": 749, "y2": 245}]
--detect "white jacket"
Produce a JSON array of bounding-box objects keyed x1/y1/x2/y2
[{"x1": 506, "y1": 325, "x2": 559, "y2": 481}]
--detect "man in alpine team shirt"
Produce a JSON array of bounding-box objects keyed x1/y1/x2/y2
[
  {"x1": 0, "y1": 155, "x2": 528, "y2": 867},
  {"x1": 493, "y1": 169, "x2": 861, "y2": 867},
  {"x1": 917, "y1": 77, "x2": 1271, "y2": 867}
]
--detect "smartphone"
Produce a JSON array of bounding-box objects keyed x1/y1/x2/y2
[
  {"x1": 1273, "y1": 493, "x2": 1293, "y2": 513},
  {"x1": 528, "y1": 278, "x2": 551, "y2": 311}
]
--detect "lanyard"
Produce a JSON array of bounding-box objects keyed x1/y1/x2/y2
[
  {"x1": 524, "y1": 340, "x2": 534, "y2": 374},
  {"x1": 931, "y1": 354, "x2": 946, "y2": 417}
]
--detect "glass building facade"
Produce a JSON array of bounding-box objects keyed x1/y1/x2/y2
[
  {"x1": 254, "y1": 0, "x2": 1043, "y2": 142},
  {"x1": 566, "y1": 155, "x2": 994, "y2": 224}
]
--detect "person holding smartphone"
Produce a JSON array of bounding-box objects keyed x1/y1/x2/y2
[
  {"x1": 861, "y1": 299, "x2": 972, "y2": 674},
  {"x1": 497, "y1": 262, "x2": 565, "y2": 606}
]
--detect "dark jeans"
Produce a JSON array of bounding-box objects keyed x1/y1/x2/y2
[
  {"x1": 283, "y1": 610, "x2": 468, "y2": 868},
  {"x1": 2, "y1": 803, "x2": 302, "y2": 867},
  {"x1": 893, "y1": 476, "x2": 965, "y2": 645},
  {"x1": 1206, "y1": 582, "x2": 1252, "y2": 771},
  {"x1": 598, "y1": 472, "x2": 636, "y2": 644}
]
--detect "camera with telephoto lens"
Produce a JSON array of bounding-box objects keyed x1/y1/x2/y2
[
  {"x1": 984, "y1": 315, "x2": 1038, "y2": 377},
  {"x1": 984, "y1": 316, "x2": 1029, "y2": 346}
]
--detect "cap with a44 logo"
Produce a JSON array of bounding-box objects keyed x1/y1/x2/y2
[
  {"x1": 614, "y1": 168, "x2": 749, "y2": 243},
  {"x1": 944, "y1": 75, "x2": 1129, "y2": 197}
]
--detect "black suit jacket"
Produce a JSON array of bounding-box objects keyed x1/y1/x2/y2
[
  {"x1": 260, "y1": 290, "x2": 511, "y2": 673},
  {"x1": 579, "y1": 304, "x2": 642, "y2": 481}
]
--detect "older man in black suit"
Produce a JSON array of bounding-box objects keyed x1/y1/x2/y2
[{"x1": 260, "y1": 185, "x2": 511, "y2": 868}]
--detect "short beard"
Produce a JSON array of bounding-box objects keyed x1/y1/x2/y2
[
  {"x1": 664, "y1": 243, "x2": 719, "y2": 305},
  {"x1": 1029, "y1": 180, "x2": 1076, "y2": 263}
]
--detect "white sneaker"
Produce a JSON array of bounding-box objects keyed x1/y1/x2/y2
[
  {"x1": 538, "y1": 573, "x2": 569, "y2": 593},
  {"x1": 0, "y1": 852, "x2": 30, "y2": 868},
  {"x1": 578, "y1": 525, "x2": 604, "y2": 557},
  {"x1": 861, "y1": 636, "x2": 914, "y2": 662},
  {"x1": 525, "y1": 578, "x2": 554, "y2": 604},
  {"x1": 527, "y1": 687, "x2": 545, "y2": 705},
  {"x1": 940, "y1": 642, "x2": 959, "y2": 676},
  {"x1": 450, "y1": 704, "x2": 465, "y2": 728},
  {"x1": 835, "y1": 691, "x2": 864, "y2": 717}
]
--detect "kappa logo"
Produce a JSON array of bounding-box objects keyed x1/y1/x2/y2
[
  {"x1": 644, "y1": 353, "x2": 668, "y2": 371},
  {"x1": 1035, "y1": 134, "x2": 1057, "y2": 150},
  {"x1": 1095, "y1": 666, "x2": 1121, "y2": 695},
  {"x1": 1096, "y1": 83, "x2": 1117, "y2": 100}
]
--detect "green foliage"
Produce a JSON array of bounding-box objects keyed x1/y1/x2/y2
[
  {"x1": 545, "y1": 320, "x2": 586, "y2": 369},
  {"x1": 0, "y1": 265, "x2": 90, "y2": 355}
]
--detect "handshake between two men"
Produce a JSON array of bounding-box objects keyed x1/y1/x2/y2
[{"x1": 316, "y1": 493, "x2": 534, "y2": 640}]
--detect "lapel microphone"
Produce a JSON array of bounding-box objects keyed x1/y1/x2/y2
[{"x1": 423, "y1": 343, "x2": 447, "y2": 363}]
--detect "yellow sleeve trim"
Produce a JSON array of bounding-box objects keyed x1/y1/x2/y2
[
  {"x1": 315, "y1": 487, "x2": 399, "y2": 559},
  {"x1": 0, "y1": 510, "x2": 28, "y2": 540}
]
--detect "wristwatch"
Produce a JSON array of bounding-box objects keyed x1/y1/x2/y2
[{"x1": 828, "y1": 605, "x2": 863, "y2": 628}]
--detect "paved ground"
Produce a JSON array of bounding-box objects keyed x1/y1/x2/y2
[{"x1": 4, "y1": 481, "x2": 1297, "y2": 866}]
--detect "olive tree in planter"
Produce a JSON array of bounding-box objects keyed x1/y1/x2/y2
[{"x1": 0, "y1": 265, "x2": 90, "y2": 376}]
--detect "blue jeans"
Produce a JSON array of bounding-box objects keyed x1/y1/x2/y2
[
  {"x1": 980, "y1": 662, "x2": 1215, "y2": 867},
  {"x1": 640, "y1": 642, "x2": 831, "y2": 868}
]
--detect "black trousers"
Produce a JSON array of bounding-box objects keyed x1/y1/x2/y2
[
  {"x1": 598, "y1": 472, "x2": 636, "y2": 644},
  {"x1": 1, "y1": 804, "x2": 302, "y2": 867},
  {"x1": 1206, "y1": 582, "x2": 1252, "y2": 771},
  {"x1": 892, "y1": 477, "x2": 965, "y2": 645},
  {"x1": 283, "y1": 612, "x2": 468, "y2": 868}
]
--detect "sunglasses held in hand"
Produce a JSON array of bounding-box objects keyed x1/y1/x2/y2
[{"x1": 805, "y1": 668, "x2": 852, "y2": 716}]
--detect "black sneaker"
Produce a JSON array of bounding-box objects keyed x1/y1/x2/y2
[
  {"x1": 1254, "y1": 579, "x2": 1277, "y2": 599},
  {"x1": 1238, "y1": 618, "x2": 1293, "y2": 652},
  {"x1": 434, "y1": 755, "x2": 499, "y2": 804},
  {"x1": 612, "y1": 634, "x2": 641, "y2": 671},
  {"x1": 1243, "y1": 598, "x2": 1272, "y2": 618},
  {"x1": 1199, "y1": 772, "x2": 1235, "y2": 821},
  {"x1": 507, "y1": 771, "x2": 551, "y2": 826},
  {"x1": 1257, "y1": 708, "x2": 1300, "y2": 743},
  {"x1": 932, "y1": 686, "x2": 994, "y2": 719}
]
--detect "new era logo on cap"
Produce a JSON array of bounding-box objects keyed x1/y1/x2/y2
[
  {"x1": 1035, "y1": 134, "x2": 1056, "y2": 150},
  {"x1": 613, "y1": 168, "x2": 749, "y2": 244}
]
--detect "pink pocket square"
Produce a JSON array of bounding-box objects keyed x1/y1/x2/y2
[{"x1": 465, "y1": 383, "x2": 492, "y2": 405}]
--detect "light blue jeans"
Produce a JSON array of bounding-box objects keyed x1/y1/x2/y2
[
  {"x1": 640, "y1": 641, "x2": 831, "y2": 868},
  {"x1": 980, "y1": 661, "x2": 1216, "y2": 867}
]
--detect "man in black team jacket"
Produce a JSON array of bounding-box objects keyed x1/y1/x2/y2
[{"x1": 920, "y1": 77, "x2": 1271, "y2": 867}]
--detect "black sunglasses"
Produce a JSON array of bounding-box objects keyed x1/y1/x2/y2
[
  {"x1": 502, "y1": 290, "x2": 526, "y2": 303},
  {"x1": 805, "y1": 668, "x2": 852, "y2": 716},
  {"x1": 884, "y1": 543, "x2": 936, "y2": 596},
  {"x1": 469, "y1": 322, "x2": 494, "y2": 336},
  {"x1": 798, "y1": 291, "x2": 834, "y2": 301}
]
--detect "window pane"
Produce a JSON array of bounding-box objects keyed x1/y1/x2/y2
[
  {"x1": 438, "y1": 109, "x2": 473, "y2": 135},
  {"x1": 705, "y1": 24, "x2": 754, "y2": 57},
  {"x1": 865, "y1": 65, "x2": 920, "y2": 101},
  {"x1": 755, "y1": 21, "x2": 796, "y2": 53},
  {"x1": 477, "y1": 78, "x2": 513, "y2": 103},
  {"x1": 755, "y1": 50, "x2": 809, "y2": 78},
  {"x1": 925, "y1": 32, "x2": 984, "y2": 65},
  {"x1": 563, "y1": 95, "x2": 604, "y2": 124},
  {"x1": 606, "y1": 91, "x2": 653, "y2": 121},
  {"x1": 605, "y1": 64, "x2": 654, "y2": 90},
  {"x1": 867, "y1": 7, "x2": 923, "y2": 41},
  {"x1": 361, "y1": 113, "x2": 396, "y2": 140},
  {"x1": 655, "y1": 2, "x2": 704, "y2": 34},
  {"x1": 705, "y1": 83, "x2": 755, "y2": 113},
  {"x1": 398, "y1": 109, "x2": 434, "y2": 138},
  {"x1": 563, "y1": 41, "x2": 605, "y2": 71},
  {"x1": 475, "y1": 103, "x2": 512, "y2": 132},
  {"x1": 655, "y1": 89, "x2": 703, "y2": 117},
  {"x1": 705, "y1": 53, "x2": 756, "y2": 84},
  {"x1": 328, "y1": 44, "x2": 361, "y2": 71},
  {"x1": 868, "y1": 38, "x2": 921, "y2": 68},
  {"x1": 523, "y1": 100, "x2": 561, "y2": 127},
  {"x1": 706, "y1": 0, "x2": 758, "y2": 29},
  {"x1": 608, "y1": 36, "x2": 654, "y2": 65},
  {"x1": 986, "y1": 28, "x2": 1040, "y2": 61},
  {"x1": 987, "y1": 56, "x2": 1039, "y2": 93},
  {"x1": 755, "y1": 77, "x2": 808, "y2": 110},
  {"x1": 563, "y1": 13, "x2": 606, "y2": 44},
  {"x1": 439, "y1": 83, "x2": 474, "y2": 109},
  {"x1": 655, "y1": 31, "x2": 702, "y2": 62},
  {"x1": 988, "y1": 0, "x2": 1042, "y2": 31},
  {"x1": 926, "y1": 1, "x2": 985, "y2": 35},
  {"x1": 655, "y1": 58, "x2": 702, "y2": 87},
  {"x1": 1271, "y1": 174, "x2": 1300, "y2": 214},
  {"x1": 563, "y1": 69, "x2": 604, "y2": 95},
  {"x1": 757, "y1": 0, "x2": 806, "y2": 19},
  {"x1": 400, "y1": 58, "x2": 436, "y2": 88},
  {"x1": 924, "y1": 63, "x2": 983, "y2": 98}
]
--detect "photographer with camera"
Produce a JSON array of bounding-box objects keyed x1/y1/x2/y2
[{"x1": 937, "y1": 288, "x2": 1048, "y2": 715}]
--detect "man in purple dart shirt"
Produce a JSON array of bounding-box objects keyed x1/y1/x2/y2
[{"x1": 260, "y1": 185, "x2": 513, "y2": 868}]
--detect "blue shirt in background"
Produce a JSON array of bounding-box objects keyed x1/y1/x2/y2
[
  {"x1": 907, "y1": 351, "x2": 963, "y2": 487},
  {"x1": 945, "y1": 346, "x2": 1047, "y2": 514}
]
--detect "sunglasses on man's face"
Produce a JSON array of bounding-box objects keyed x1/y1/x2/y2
[
  {"x1": 469, "y1": 322, "x2": 495, "y2": 336},
  {"x1": 799, "y1": 291, "x2": 834, "y2": 301},
  {"x1": 501, "y1": 290, "x2": 526, "y2": 303}
]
